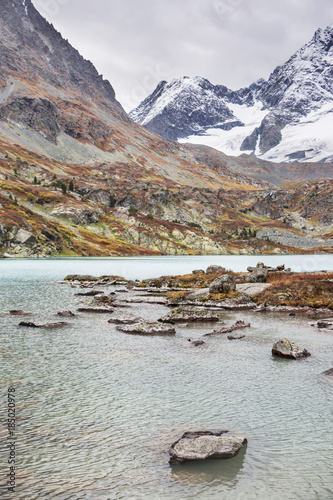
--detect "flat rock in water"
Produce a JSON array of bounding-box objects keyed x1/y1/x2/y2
[
  {"x1": 19, "y1": 321, "x2": 68, "y2": 328},
  {"x1": 75, "y1": 290, "x2": 104, "y2": 297},
  {"x1": 117, "y1": 321, "x2": 176, "y2": 335},
  {"x1": 160, "y1": 306, "x2": 219, "y2": 323},
  {"x1": 272, "y1": 338, "x2": 311, "y2": 359},
  {"x1": 77, "y1": 307, "x2": 114, "y2": 313},
  {"x1": 108, "y1": 314, "x2": 141, "y2": 325},
  {"x1": 169, "y1": 430, "x2": 247, "y2": 465},
  {"x1": 228, "y1": 335, "x2": 246, "y2": 340},
  {"x1": 118, "y1": 295, "x2": 167, "y2": 304}
]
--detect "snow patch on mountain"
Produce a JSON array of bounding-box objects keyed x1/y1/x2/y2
[
  {"x1": 260, "y1": 103, "x2": 333, "y2": 163},
  {"x1": 179, "y1": 101, "x2": 267, "y2": 156}
]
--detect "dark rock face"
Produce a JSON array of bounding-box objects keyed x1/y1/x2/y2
[
  {"x1": 0, "y1": 97, "x2": 59, "y2": 143},
  {"x1": 130, "y1": 76, "x2": 247, "y2": 141},
  {"x1": 169, "y1": 430, "x2": 247, "y2": 465},
  {"x1": 272, "y1": 338, "x2": 311, "y2": 359},
  {"x1": 209, "y1": 275, "x2": 236, "y2": 294}
]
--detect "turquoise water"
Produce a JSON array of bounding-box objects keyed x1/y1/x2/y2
[{"x1": 0, "y1": 257, "x2": 332, "y2": 499}]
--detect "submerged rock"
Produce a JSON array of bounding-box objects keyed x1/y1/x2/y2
[
  {"x1": 117, "y1": 321, "x2": 176, "y2": 335},
  {"x1": 75, "y1": 290, "x2": 104, "y2": 297},
  {"x1": 169, "y1": 430, "x2": 247, "y2": 465},
  {"x1": 159, "y1": 306, "x2": 219, "y2": 323},
  {"x1": 272, "y1": 338, "x2": 311, "y2": 359},
  {"x1": 209, "y1": 275, "x2": 236, "y2": 294},
  {"x1": 57, "y1": 311, "x2": 75, "y2": 317},
  {"x1": 187, "y1": 339, "x2": 206, "y2": 346},
  {"x1": 77, "y1": 307, "x2": 114, "y2": 313},
  {"x1": 10, "y1": 310, "x2": 31, "y2": 316},
  {"x1": 321, "y1": 368, "x2": 333, "y2": 377},
  {"x1": 19, "y1": 321, "x2": 68, "y2": 328},
  {"x1": 108, "y1": 314, "x2": 141, "y2": 325},
  {"x1": 227, "y1": 335, "x2": 246, "y2": 340},
  {"x1": 317, "y1": 319, "x2": 333, "y2": 330}
]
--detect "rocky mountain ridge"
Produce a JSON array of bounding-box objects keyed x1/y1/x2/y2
[
  {"x1": 0, "y1": 0, "x2": 332, "y2": 257},
  {"x1": 130, "y1": 25, "x2": 333, "y2": 163}
]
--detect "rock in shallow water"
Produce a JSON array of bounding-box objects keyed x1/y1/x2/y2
[
  {"x1": 116, "y1": 321, "x2": 176, "y2": 335},
  {"x1": 159, "y1": 306, "x2": 219, "y2": 323},
  {"x1": 169, "y1": 430, "x2": 247, "y2": 465},
  {"x1": 272, "y1": 338, "x2": 311, "y2": 359},
  {"x1": 19, "y1": 321, "x2": 68, "y2": 329}
]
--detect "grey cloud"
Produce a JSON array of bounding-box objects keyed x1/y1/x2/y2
[{"x1": 31, "y1": 0, "x2": 333, "y2": 110}]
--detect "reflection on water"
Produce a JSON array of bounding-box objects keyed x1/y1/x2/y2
[{"x1": 0, "y1": 258, "x2": 332, "y2": 499}]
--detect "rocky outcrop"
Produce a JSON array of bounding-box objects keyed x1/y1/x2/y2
[
  {"x1": 209, "y1": 275, "x2": 236, "y2": 294},
  {"x1": 51, "y1": 206, "x2": 100, "y2": 225},
  {"x1": 169, "y1": 430, "x2": 247, "y2": 465},
  {"x1": 159, "y1": 306, "x2": 219, "y2": 323},
  {"x1": 0, "y1": 97, "x2": 60, "y2": 143},
  {"x1": 116, "y1": 321, "x2": 176, "y2": 335},
  {"x1": 272, "y1": 338, "x2": 311, "y2": 359}
]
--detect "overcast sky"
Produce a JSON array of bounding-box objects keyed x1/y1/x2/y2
[{"x1": 31, "y1": 0, "x2": 333, "y2": 111}]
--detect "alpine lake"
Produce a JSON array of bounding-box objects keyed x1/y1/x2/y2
[{"x1": 0, "y1": 255, "x2": 332, "y2": 499}]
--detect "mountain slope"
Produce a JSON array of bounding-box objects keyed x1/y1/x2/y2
[
  {"x1": 0, "y1": 0, "x2": 332, "y2": 257},
  {"x1": 130, "y1": 25, "x2": 333, "y2": 163}
]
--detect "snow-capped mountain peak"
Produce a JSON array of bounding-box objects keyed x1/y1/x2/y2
[{"x1": 130, "y1": 24, "x2": 333, "y2": 163}]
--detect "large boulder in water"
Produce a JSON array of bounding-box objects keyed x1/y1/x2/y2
[
  {"x1": 209, "y1": 275, "x2": 236, "y2": 294},
  {"x1": 169, "y1": 430, "x2": 247, "y2": 465},
  {"x1": 272, "y1": 338, "x2": 311, "y2": 359}
]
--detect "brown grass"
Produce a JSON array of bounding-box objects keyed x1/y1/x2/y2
[{"x1": 254, "y1": 273, "x2": 333, "y2": 309}]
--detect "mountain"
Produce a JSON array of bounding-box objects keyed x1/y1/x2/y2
[
  {"x1": 130, "y1": 25, "x2": 333, "y2": 163},
  {"x1": 0, "y1": 0, "x2": 332, "y2": 257}
]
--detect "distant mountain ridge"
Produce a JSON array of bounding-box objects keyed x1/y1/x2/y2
[{"x1": 130, "y1": 25, "x2": 333, "y2": 163}]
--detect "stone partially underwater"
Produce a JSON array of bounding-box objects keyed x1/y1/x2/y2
[
  {"x1": 169, "y1": 430, "x2": 247, "y2": 465},
  {"x1": 272, "y1": 338, "x2": 311, "y2": 359}
]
